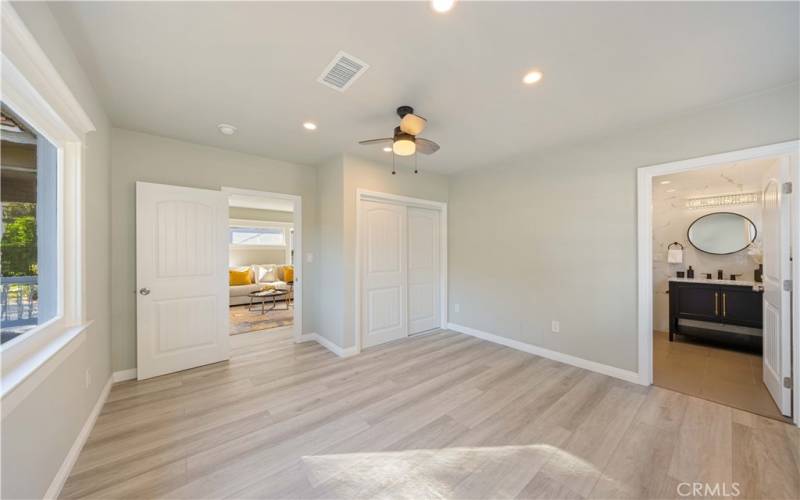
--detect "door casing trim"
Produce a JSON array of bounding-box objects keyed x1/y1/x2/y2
[{"x1": 636, "y1": 140, "x2": 800, "y2": 426}]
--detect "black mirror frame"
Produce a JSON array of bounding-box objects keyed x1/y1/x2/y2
[{"x1": 686, "y1": 211, "x2": 757, "y2": 256}]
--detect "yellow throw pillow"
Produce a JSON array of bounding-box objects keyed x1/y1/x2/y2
[
  {"x1": 229, "y1": 268, "x2": 252, "y2": 286},
  {"x1": 282, "y1": 266, "x2": 294, "y2": 283},
  {"x1": 260, "y1": 283, "x2": 275, "y2": 292}
]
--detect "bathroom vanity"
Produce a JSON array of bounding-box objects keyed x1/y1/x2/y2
[{"x1": 668, "y1": 278, "x2": 763, "y2": 347}]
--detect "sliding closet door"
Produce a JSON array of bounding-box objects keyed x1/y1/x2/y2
[
  {"x1": 408, "y1": 207, "x2": 441, "y2": 334},
  {"x1": 361, "y1": 200, "x2": 408, "y2": 348}
]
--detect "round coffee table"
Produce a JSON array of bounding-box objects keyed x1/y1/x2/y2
[{"x1": 248, "y1": 289, "x2": 290, "y2": 314}]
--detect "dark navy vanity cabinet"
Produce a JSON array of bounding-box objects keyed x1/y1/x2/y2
[{"x1": 668, "y1": 279, "x2": 763, "y2": 345}]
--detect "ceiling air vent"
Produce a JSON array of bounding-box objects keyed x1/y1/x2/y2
[{"x1": 317, "y1": 51, "x2": 369, "y2": 92}]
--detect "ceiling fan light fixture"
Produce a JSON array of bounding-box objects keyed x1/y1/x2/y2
[
  {"x1": 400, "y1": 113, "x2": 427, "y2": 135},
  {"x1": 393, "y1": 138, "x2": 416, "y2": 156}
]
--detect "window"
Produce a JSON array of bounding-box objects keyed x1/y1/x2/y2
[
  {"x1": 1, "y1": 104, "x2": 58, "y2": 344},
  {"x1": 230, "y1": 226, "x2": 286, "y2": 247}
]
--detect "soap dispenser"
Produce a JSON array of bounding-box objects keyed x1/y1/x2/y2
[{"x1": 687, "y1": 266, "x2": 695, "y2": 279}]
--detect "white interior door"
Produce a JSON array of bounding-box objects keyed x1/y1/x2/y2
[
  {"x1": 361, "y1": 200, "x2": 407, "y2": 348},
  {"x1": 136, "y1": 182, "x2": 230, "y2": 380},
  {"x1": 408, "y1": 206, "x2": 441, "y2": 334},
  {"x1": 761, "y1": 158, "x2": 792, "y2": 416}
]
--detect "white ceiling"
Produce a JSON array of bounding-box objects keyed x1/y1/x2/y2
[
  {"x1": 653, "y1": 158, "x2": 775, "y2": 205},
  {"x1": 50, "y1": 1, "x2": 799, "y2": 174}
]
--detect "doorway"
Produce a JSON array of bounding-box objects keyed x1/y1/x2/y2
[
  {"x1": 355, "y1": 190, "x2": 447, "y2": 351},
  {"x1": 637, "y1": 141, "x2": 800, "y2": 425},
  {"x1": 223, "y1": 187, "x2": 302, "y2": 343}
]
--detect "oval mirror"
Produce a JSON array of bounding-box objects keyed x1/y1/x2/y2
[{"x1": 687, "y1": 212, "x2": 756, "y2": 255}]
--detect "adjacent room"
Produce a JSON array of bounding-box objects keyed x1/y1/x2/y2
[
  {"x1": 651, "y1": 158, "x2": 789, "y2": 421},
  {"x1": 1, "y1": 1, "x2": 799, "y2": 500},
  {"x1": 228, "y1": 193, "x2": 296, "y2": 336}
]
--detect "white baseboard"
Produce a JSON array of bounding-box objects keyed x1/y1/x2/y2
[
  {"x1": 112, "y1": 368, "x2": 137, "y2": 382},
  {"x1": 300, "y1": 332, "x2": 358, "y2": 358},
  {"x1": 44, "y1": 375, "x2": 112, "y2": 499},
  {"x1": 447, "y1": 323, "x2": 642, "y2": 385}
]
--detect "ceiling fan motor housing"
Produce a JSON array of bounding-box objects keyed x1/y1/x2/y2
[{"x1": 396, "y1": 105, "x2": 414, "y2": 118}]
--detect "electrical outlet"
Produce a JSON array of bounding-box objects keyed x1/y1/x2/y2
[
  {"x1": 454, "y1": 303, "x2": 460, "y2": 313},
  {"x1": 551, "y1": 320, "x2": 560, "y2": 333},
  {"x1": 85, "y1": 368, "x2": 92, "y2": 388}
]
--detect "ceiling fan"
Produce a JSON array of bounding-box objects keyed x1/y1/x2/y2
[{"x1": 358, "y1": 106, "x2": 440, "y2": 174}]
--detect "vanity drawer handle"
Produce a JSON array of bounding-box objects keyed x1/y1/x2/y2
[{"x1": 723, "y1": 293, "x2": 726, "y2": 317}]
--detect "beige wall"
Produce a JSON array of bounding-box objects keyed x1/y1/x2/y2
[
  {"x1": 229, "y1": 206, "x2": 293, "y2": 222},
  {"x1": 315, "y1": 155, "x2": 345, "y2": 346},
  {"x1": 448, "y1": 83, "x2": 799, "y2": 373},
  {"x1": 2, "y1": 3, "x2": 112, "y2": 499},
  {"x1": 315, "y1": 154, "x2": 450, "y2": 348},
  {"x1": 111, "y1": 128, "x2": 318, "y2": 371}
]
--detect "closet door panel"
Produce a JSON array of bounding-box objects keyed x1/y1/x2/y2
[
  {"x1": 361, "y1": 200, "x2": 408, "y2": 347},
  {"x1": 408, "y1": 206, "x2": 441, "y2": 334}
]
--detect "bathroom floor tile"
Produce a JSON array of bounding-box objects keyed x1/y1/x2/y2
[{"x1": 652, "y1": 332, "x2": 787, "y2": 422}]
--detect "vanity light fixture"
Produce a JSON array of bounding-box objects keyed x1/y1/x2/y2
[
  {"x1": 685, "y1": 192, "x2": 760, "y2": 209},
  {"x1": 303, "y1": 122, "x2": 317, "y2": 131}
]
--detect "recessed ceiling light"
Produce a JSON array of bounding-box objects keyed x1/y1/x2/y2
[
  {"x1": 217, "y1": 123, "x2": 237, "y2": 135},
  {"x1": 431, "y1": 0, "x2": 456, "y2": 13},
  {"x1": 522, "y1": 69, "x2": 543, "y2": 85},
  {"x1": 303, "y1": 122, "x2": 317, "y2": 131},
  {"x1": 383, "y1": 147, "x2": 392, "y2": 152},
  {"x1": 660, "y1": 180, "x2": 671, "y2": 185}
]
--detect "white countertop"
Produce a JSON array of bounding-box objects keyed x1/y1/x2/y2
[{"x1": 669, "y1": 277, "x2": 762, "y2": 288}]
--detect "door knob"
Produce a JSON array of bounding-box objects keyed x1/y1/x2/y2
[{"x1": 139, "y1": 287, "x2": 151, "y2": 296}]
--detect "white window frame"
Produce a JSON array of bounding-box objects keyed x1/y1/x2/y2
[
  {"x1": 228, "y1": 218, "x2": 292, "y2": 251},
  {"x1": 1, "y1": 4, "x2": 95, "y2": 411}
]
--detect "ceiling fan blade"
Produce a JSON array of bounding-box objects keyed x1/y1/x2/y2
[
  {"x1": 416, "y1": 138, "x2": 440, "y2": 154},
  {"x1": 358, "y1": 138, "x2": 393, "y2": 145},
  {"x1": 400, "y1": 113, "x2": 427, "y2": 135}
]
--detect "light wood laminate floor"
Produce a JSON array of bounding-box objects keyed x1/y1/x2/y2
[{"x1": 62, "y1": 329, "x2": 800, "y2": 499}]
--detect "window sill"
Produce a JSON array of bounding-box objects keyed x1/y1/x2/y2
[{"x1": 1, "y1": 321, "x2": 93, "y2": 417}]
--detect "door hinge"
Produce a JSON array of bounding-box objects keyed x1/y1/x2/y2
[
  {"x1": 783, "y1": 182, "x2": 793, "y2": 194},
  {"x1": 784, "y1": 280, "x2": 793, "y2": 292},
  {"x1": 784, "y1": 377, "x2": 793, "y2": 389}
]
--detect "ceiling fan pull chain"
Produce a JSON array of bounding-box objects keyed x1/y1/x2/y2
[
  {"x1": 392, "y1": 151, "x2": 396, "y2": 175},
  {"x1": 414, "y1": 152, "x2": 419, "y2": 174}
]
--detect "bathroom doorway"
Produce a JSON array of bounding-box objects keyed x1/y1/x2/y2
[{"x1": 637, "y1": 142, "x2": 799, "y2": 425}]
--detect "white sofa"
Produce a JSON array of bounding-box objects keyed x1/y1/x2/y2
[{"x1": 229, "y1": 264, "x2": 291, "y2": 306}]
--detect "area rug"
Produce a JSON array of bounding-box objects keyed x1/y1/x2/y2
[{"x1": 229, "y1": 304, "x2": 293, "y2": 335}]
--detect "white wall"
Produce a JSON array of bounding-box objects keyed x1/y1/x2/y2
[
  {"x1": 111, "y1": 128, "x2": 318, "y2": 371},
  {"x1": 448, "y1": 83, "x2": 799, "y2": 373},
  {"x1": 1, "y1": 3, "x2": 112, "y2": 498}
]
